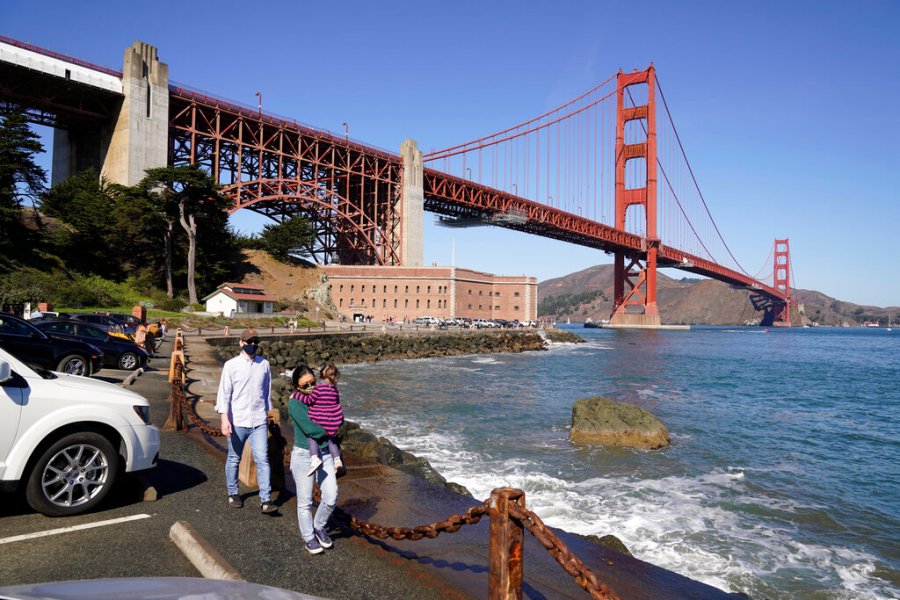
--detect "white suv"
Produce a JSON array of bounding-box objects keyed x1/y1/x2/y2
[{"x1": 0, "y1": 347, "x2": 160, "y2": 516}]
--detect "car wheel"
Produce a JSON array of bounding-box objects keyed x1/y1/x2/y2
[
  {"x1": 25, "y1": 432, "x2": 120, "y2": 517},
  {"x1": 118, "y1": 352, "x2": 139, "y2": 370},
  {"x1": 57, "y1": 354, "x2": 89, "y2": 377}
]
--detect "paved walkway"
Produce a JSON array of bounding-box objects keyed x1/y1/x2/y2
[{"x1": 173, "y1": 333, "x2": 742, "y2": 600}]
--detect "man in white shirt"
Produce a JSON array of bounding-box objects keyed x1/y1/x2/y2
[{"x1": 215, "y1": 328, "x2": 276, "y2": 513}]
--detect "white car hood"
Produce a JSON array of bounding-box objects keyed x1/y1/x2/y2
[{"x1": 42, "y1": 372, "x2": 148, "y2": 405}]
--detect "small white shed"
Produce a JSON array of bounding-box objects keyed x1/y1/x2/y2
[{"x1": 202, "y1": 282, "x2": 276, "y2": 317}]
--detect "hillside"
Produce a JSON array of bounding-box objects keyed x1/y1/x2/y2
[
  {"x1": 538, "y1": 263, "x2": 899, "y2": 326},
  {"x1": 231, "y1": 249, "x2": 335, "y2": 319}
]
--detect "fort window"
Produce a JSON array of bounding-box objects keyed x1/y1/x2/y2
[
  {"x1": 405, "y1": 285, "x2": 409, "y2": 294},
  {"x1": 383, "y1": 299, "x2": 386, "y2": 308},
  {"x1": 416, "y1": 299, "x2": 420, "y2": 308},
  {"x1": 405, "y1": 299, "x2": 409, "y2": 308},
  {"x1": 514, "y1": 305, "x2": 519, "y2": 310},
  {"x1": 427, "y1": 299, "x2": 431, "y2": 308},
  {"x1": 394, "y1": 285, "x2": 398, "y2": 293},
  {"x1": 362, "y1": 285, "x2": 366, "y2": 294},
  {"x1": 394, "y1": 299, "x2": 398, "y2": 308},
  {"x1": 514, "y1": 292, "x2": 520, "y2": 297},
  {"x1": 416, "y1": 286, "x2": 420, "y2": 294}
]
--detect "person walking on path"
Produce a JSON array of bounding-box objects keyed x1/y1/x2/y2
[
  {"x1": 215, "y1": 328, "x2": 277, "y2": 513},
  {"x1": 297, "y1": 363, "x2": 344, "y2": 477},
  {"x1": 288, "y1": 365, "x2": 339, "y2": 555}
]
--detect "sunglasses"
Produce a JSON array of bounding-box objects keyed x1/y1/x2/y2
[{"x1": 244, "y1": 338, "x2": 260, "y2": 344}]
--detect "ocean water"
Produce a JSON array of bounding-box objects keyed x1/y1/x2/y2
[{"x1": 337, "y1": 326, "x2": 900, "y2": 599}]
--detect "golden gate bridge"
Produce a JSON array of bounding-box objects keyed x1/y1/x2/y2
[{"x1": 0, "y1": 35, "x2": 794, "y2": 326}]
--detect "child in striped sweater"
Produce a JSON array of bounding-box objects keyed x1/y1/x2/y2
[{"x1": 300, "y1": 363, "x2": 345, "y2": 476}]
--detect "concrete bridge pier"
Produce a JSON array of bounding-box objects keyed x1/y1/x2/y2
[
  {"x1": 52, "y1": 41, "x2": 169, "y2": 186},
  {"x1": 400, "y1": 138, "x2": 424, "y2": 267}
]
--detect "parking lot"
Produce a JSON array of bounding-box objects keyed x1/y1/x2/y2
[{"x1": 0, "y1": 339, "x2": 454, "y2": 599}]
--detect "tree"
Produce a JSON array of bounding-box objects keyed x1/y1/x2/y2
[
  {"x1": 40, "y1": 169, "x2": 122, "y2": 278},
  {"x1": 139, "y1": 166, "x2": 231, "y2": 303},
  {"x1": 259, "y1": 217, "x2": 315, "y2": 263},
  {"x1": 0, "y1": 106, "x2": 47, "y2": 264}
]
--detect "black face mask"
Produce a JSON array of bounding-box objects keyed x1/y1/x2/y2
[{"x1": 242, "y1": 344, "x2": 258, "y2": 357}]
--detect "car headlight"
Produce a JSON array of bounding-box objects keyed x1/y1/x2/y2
[{"x1": 133, "y1": 405, "x2": 150, "y2": 424}]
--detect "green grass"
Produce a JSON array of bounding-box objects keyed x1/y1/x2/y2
[{"x1": 54, "y1": 307, "x2": 321, "y2": 329}]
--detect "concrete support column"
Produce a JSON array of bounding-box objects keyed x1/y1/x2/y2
[
  {"x1": 400, "y1": 139, "x2": 424, "y2": 267},
  {"x1": 51, "y1": 126, "x2": 108, "y2": 185},
  {"x1": 102, "y1": 41, "x2": 169, "y2": 186}
]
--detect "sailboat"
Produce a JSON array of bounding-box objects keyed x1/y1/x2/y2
[{"x1": 888, "y1": 314, "x2": 893, "y2": 332}]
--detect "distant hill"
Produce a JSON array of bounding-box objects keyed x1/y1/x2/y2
[{"x1": 538, "y1": 264, "x2": 899, "y2": 326}]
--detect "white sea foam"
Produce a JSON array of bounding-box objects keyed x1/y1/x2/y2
[
  {"x1": 471, "y1": 357, "x2": 500, "y2": 364},
  {"x1": 354, "y1": 422, "x2": 896, "y2": 599}
]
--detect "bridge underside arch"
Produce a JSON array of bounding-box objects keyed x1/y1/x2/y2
[
  {"x1": 169, "y1": 95, "x2": 405, "y2": 266},
  {"x1": 221, "y1": 179, "x2": 400, "y2": 266}
]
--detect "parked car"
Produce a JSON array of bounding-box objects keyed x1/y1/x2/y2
[
  {"x1": 34, "y1": 320, "x2": 149, "y2": 371},
  {"x1": 69, "y1": 313, "x2": 134, "y2": 341},
  {"x1": 102, "y1": 312, "x2": 160, "y2": 336},
  {"x1": 0, "y1": 313, "x2": 103, "y2": 376},
  {"x1": 0, "y1": 577, "x2": 326, "y2": 600},
  {"x1": 0, "y1": 346, "x2": 160, "y2": 516}
]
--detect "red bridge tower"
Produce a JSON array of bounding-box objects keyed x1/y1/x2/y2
[
  {"x1": 773, "y1": 238, "x2": 792, "y2": 326},
  {"x1": 611, "y1": 66, "x2": 660, "y2": 326}
]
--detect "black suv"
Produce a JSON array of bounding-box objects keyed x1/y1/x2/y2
[
  {"x1": 0, "y1": 313, "x2": 104, "y2": 376},
  {"x1": 34, "y1": 319, "x2": 148, "y2": 371}
]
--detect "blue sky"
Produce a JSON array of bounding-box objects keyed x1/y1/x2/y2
[{"x1": 3, "y1": 0, "x2": 898, "y2": 307}]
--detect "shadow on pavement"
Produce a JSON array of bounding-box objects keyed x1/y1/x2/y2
[{"x1": 140, "y1": 458, "x2": 208, "y2": 496}]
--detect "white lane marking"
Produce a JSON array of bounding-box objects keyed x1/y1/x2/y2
[{"x1": 0, "y1": 513, "x2": 152, "y2": 545}]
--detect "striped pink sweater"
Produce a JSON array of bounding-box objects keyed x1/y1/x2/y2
[{"x1": 302, "y1": 382, "x2": 344, "y2": 435}]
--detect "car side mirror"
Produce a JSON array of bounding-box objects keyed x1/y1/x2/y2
[{"x1": 0, "y1": 359, "x2": 11, "y2": 384}]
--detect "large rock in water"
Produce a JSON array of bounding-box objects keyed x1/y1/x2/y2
[{"x1": 570, "y1": 397, "x2": 670, "y2": 449}]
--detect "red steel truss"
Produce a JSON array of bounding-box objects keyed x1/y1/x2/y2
[
  {"x1": 168, "y1": 88, "x2": 403, "y2": 266},
  {"x1": 423, "y1": 168, "x2": 785, "y2": 299}
]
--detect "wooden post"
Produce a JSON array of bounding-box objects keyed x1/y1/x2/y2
[
  {"x1": 488, "y1": 488, "x2": 525, "y2": 600},
  {"x1": 163, "y1": 389, "x2": 185, "y2": 431}
]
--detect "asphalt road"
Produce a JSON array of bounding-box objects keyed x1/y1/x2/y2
[{"x1": 0, "y1": 342, "x2": 462, "y2": 600}]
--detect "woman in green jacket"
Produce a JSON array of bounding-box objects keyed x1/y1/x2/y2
[{"x1": 288, "y1": 366, "x2": 338, "y2": 555}]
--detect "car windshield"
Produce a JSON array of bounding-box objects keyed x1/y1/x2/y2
[{"x1": 0, "y1": 315, "x2": 36, "y2": 335}]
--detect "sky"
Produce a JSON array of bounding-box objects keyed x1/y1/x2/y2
[{"x1": 2, "y1": 0, "x2": 898, "y2": 307}]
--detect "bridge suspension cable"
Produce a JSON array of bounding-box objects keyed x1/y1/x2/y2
[{"x1": 654, "y1": 75, "x2": 752, "y2": 277}]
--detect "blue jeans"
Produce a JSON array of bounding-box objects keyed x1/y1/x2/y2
[
  {"x1": 225, "y1": 423, "x2": 271, "y2": 502},
  {"x1": 290, "y1": 446, "x2": 338, "y2": 542}
]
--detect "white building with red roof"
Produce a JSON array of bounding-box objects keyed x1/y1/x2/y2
[{"x1": 202, "y1": 282, "x2": 276, "y2": 317}]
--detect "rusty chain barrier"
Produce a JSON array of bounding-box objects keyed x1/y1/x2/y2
[
  {"x1": 509, "y1": 500, "x2": 620, "y2": 600},
  {"x1": 166, "y1": 331, "x2": 619, "y2": 599}
]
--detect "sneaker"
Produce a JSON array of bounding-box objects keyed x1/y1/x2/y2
[
  {"x1": 306, "y1": 455, "x2": 323, "y2": 477},
  {"x1": 260, "y1": 501, "x2": 277, "y2": 514},
  {"x1": 228, "y1": 494, "x2": 243, "y2": 508},
  {"x1": 314, "y1": 528, "x2": 333, "y2": 549},
  {"x1": 333, "y1": 457, "x2": 344, "y2": 471},
  {"x1": 304, "y1": 538, "x2": 324, "y2": 555}
]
